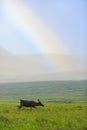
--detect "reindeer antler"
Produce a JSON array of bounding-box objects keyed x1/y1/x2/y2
[{"x1": 38, "y1": 99, "x2": 40, "y2": 102}]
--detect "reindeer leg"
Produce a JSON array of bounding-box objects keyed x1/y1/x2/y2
[
  {"x1": 18, "y1": 105, "x2": 22, "y2": 109},
  {"x1": 30, "y1": 107, "x2": 32, "y2": 111}
]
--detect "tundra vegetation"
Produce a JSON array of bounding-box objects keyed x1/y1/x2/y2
[{"x1": 0, "y1": 80, "x2": 87, "y2": 130}]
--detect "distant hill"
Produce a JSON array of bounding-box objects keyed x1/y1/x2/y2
[{"x1": 0, "y1": 80, "x2": 86, "y2": 103}]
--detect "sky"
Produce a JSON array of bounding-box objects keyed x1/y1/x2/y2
[
  {"x1": 0, "y1": 0, "x2": 86, "y2": 55},
  {"x1": 0, "y1": 0, "x2": 86, "y2": 82}
]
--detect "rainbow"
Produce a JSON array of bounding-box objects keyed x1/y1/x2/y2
[{"x1": 2, "y1": 0, "x2": 73, "y2": 72}]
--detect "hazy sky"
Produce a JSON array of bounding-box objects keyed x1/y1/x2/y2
[
  {"x1": 0, "y1": 0, "x2": 86, "y2": 55},
  {"x1": 0, "y1": 0, "x2": 86, "y2": 82}
]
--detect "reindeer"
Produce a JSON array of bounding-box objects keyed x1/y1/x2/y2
[{"x1": 18, "y1": 99, "x2": 44, "y2": 110}]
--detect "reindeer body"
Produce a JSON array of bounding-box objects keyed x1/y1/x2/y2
[{"x1": 18, "y1": 99, "x2": 44, "y2": 109}]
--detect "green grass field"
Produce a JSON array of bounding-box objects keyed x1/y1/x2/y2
[
  {"x1": 0, "y1": 80, "x2": 87, "y2": 130},
  {"x1": 0, "y1": 104, "x2": 87, "y2": 130}
]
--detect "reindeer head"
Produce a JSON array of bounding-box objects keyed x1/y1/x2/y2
[{"x1": 37, "y1": 99, "x2": 44, "y2": 107}]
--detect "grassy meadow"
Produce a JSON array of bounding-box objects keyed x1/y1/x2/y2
[
  {"x1": 0, "y1": 104, "x2": 87, "y2": 130},
  {"x1": 0, "y1": 80, "x2": 87, "y2": 130}
]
